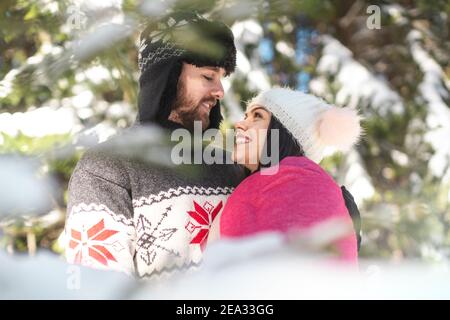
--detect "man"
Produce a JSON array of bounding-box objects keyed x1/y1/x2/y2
[{"x1": 65, "y1": 12, "x2": 245, "y2": 278}]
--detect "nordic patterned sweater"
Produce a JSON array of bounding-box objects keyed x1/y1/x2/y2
[{"x1": 65, "y1": 144, "x2": 245, "y2": 278}]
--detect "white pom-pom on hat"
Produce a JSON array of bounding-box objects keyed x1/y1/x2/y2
[{"x1": 316, "y1": 106, "x2": 362, "y2": 151}]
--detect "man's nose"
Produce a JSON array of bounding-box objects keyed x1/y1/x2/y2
[{"x1": 211, "y1": 81, "x2": 224, "y2": 100}]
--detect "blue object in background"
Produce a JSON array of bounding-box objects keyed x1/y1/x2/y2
[
  {"x1": 295, "y1": 28, "x2": 315, "y2": 92},
  {"x1": 258, "y1": 38, "x2": 274, "y2": 63},
  {"x1": 296, "y1": 71, "x2": 310, "y2": 92},
  {"x1": 296, "y1": 28, "x2": 313, "y2": 65}
]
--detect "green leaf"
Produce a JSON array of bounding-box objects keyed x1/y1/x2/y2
[{"x1": 24, "y1": 4, "x2": 37, "y2": 21}]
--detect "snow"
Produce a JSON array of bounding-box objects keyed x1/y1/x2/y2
[
  {"x1": 67, "y1": 0, "x2": 125, "y2": 27},
  {"x1": 407, "y1": 30, "x2": 450, "y2": 178},
  {"x1": 26, "y1": 55, "x2": 44, "y2": 65},
  {"x1": 218, "y1": 19, "x2": 273, "y2": 125},
  {"x1": 311, "y1": 35, "x2": 396, "y2": 204},
  {"x1": 106, "y1": 101, "x2": 134, "y2": 120},
  {"x1": 231, "y1": 19, "x2": 271, "y2": 92},
  {"x1": 73, "y1": 0, "x2": 122, "y2": 12},
  {"x1": 0, "y1": 251, "x2": 134, "y2": 299},
  {"x1": 383, "y1": 4, "x2": 408, "y2": 25},
  {"x1": 0, "y1": 106, "x2": 80, "y2": 138},
  {"x1": 275, "y1": 41, "x2": 295, "y2": 58},
  {"x1": 231, "y1": 20, "x2": 263, "y2": 45},
  {"x1": 71, "y1": 22, "x2": 134, "y2": 62},
  {"x1": 75, "y1": 65, "x2": 112, "y2": 85},
  {"x1": 40, "y1": 43, "x2": 63, "y2": 56},
  {"x1": 71, "y1": 89, "x2": 94, "y2": 110},
  {"x1": 338, "y1": 149, "x2": 375, "y2": 205},
  {"x1": 31, "y1": 0, "x2": 60, "y2": 15},
  {"x1": 235, "y1": 50, "x2": 251, "y2": 74},
  {"x1": 131, "y1": 232, "x2": 450, "y2": 299},
  {"x1": 0, "y1": 230, "x2": 449, "y2": 299},
  {"x1": 316, "y1": 35, "x2": 404, "y2": 116},
  {"x1": 75, "y1": 122, "x2": 118, "y2": 145},
  {"x1": 247, "y1": 68, "x2": 271, "y2": 91},
  {"x1": 309, "y1": 76, "x2": 333, "y2": 102},
  {"x1": 92, "y1": 125, "x2": 174, "y2": 167},
  {"x1": 0, "y1": 156, "x2": 56, "y2": 216},
  {"x1": 140, "y1": 0, "x2": 175, "y2": 17},
  {"x1": 391, "y1": 149, "x2": 409, "y2": 167},
  {"x1": 0, "y1": 69, "x2": 20, "y2": 98}
]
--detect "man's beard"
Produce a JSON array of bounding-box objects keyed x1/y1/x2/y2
[{"x1": 170, "y1": 81, "x2": 216, "y2": 131}]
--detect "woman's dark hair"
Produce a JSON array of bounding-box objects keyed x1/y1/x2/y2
[{"x1": 258, "y1": 115, "x2": 305, "y2": 170}]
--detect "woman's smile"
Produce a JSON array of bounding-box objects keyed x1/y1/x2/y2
[{"x1": 235, "y1": 132, "x2": 251, "y2": 145}]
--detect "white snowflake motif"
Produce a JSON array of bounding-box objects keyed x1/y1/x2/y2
[{"x1": 135, "y1": 207, "x2": 181, "y2": 266}]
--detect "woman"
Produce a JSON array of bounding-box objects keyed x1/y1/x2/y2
[{"x1": 220, "y1": 87, "x2": 362, "y2": 263}]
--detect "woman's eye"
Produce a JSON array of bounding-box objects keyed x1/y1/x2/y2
[
  {"x1": 254, "y1": 112, "x2": 262, "y2": 118},
  {"x1": 203, "y1": 75, "x2": 213, "y2": 81}
]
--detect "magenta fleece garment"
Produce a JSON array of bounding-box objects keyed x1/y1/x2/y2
[{"x1": 220, "y1": 156, "x2": 358, "y2": 263}]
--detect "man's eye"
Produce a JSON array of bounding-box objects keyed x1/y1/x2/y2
[{"x1": 203, "y1": 75, "x2": 213, "y2": 81}]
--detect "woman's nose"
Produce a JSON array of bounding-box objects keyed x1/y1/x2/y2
[{"x1": 235, "y1": 120, "x2": 248, "y2": 131}]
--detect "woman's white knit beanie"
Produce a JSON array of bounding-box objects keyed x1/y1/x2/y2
[{"x1": 248, "y1": 87, "x2": 362, "y2": 163}]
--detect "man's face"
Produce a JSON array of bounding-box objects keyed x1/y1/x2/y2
[{"x1": 169, "y1": 63, "x2": 226, "y2": 131}]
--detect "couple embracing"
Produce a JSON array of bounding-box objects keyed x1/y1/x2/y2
[{"x1": 65, "y1": 12, "x2": 361, "y2": 279}]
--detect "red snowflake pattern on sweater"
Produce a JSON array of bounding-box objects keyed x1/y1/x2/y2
[
  {"x1": 69, "y1": 218, "x2": 119, "y2": 266},
  {"x1": 185, "y1": 200, "x2": 223, "y2": 251}
]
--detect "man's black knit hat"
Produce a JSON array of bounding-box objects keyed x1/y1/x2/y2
[{"x1": 136, "y1": 11, "x2": 237, "y2": 129}]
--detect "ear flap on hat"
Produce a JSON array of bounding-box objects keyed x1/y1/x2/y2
[
  {"x1": 137, "y1": 59, "x2": 177, "y2": 124},
  {"x1": 137, "y1": 59, "x2": 182, "y2": 125},
  {"x1": 316, "y1": 106, "x2": 362, "y2": 151}
]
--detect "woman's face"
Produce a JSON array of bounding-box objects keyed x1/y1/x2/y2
[{"x1": 232, "y1": 104, "x2": 272, "y2": 172}]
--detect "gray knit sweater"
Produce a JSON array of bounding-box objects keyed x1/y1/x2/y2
[{"x1": 65, "y1": 142, "x2": 245, "y2": 278}]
